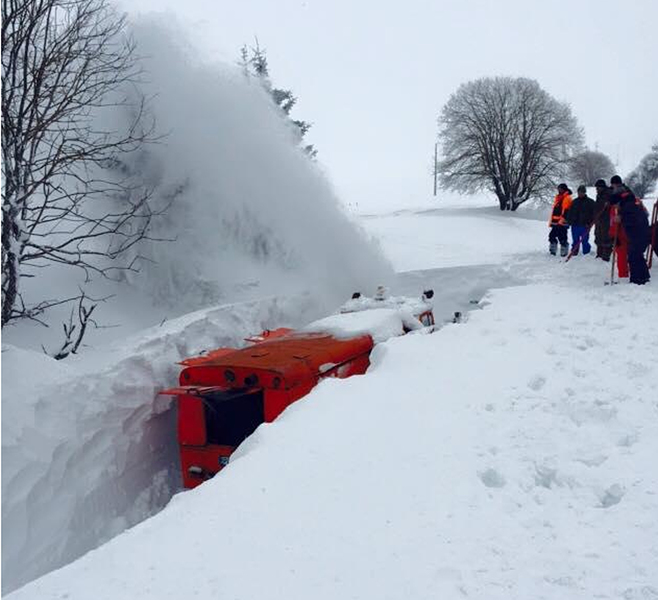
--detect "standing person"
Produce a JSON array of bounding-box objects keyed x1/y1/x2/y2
[
  {"x1": 594, "y1": 179, "x2": 613, "y2": 261},
  {"x1": 609, "y1": 175, "x2": 651, "y2": 285},
  {"x1": 548, "y1": 183, "x2": 573, "y2": 256},
  {"x1": 567, "y1": 185, "x2": 596, "y2": 255},
  {"x1": 609, "y1": 204, "x2": 629, "y2": 280}
]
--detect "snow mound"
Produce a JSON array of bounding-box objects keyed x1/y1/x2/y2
[
  {"x1": 9, "y1": 281, "x2": 657, "y2": 599},
  {"x1": 304, "y1": 308, "x2": 409, "y2": 343},
  {"x1": 304, "y1": 293, "x2": 430, "y2": 343},
  {"x1": 1, "y1": 294, "x2": 320, "y2": 595}
]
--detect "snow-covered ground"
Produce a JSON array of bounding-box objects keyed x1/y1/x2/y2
[
  {"x1": 359, "y1": 204, "x2": 547, "y2": 271},
  {"x1": 5, "y1": 199, "x2": 657, "y2": 599}
]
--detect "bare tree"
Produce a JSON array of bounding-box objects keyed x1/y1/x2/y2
[
  {"x1": 437, "y1": 77, "x2": 584, "y2": 211},
  {"x1": 1, "y1": 0, "x2": 158, "y2": 327},
  {"x1": 626, "y1": 143, "x2": 658, "y2": 198},
  {"x1": 568, "y1": 149, "x2": 615, "y2": 186}
]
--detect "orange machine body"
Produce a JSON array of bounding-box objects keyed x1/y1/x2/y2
[{"x1": 162, "y1": 329, "x2": 373, "y2": 488}]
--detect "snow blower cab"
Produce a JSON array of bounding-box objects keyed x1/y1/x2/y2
[
  {"x1": 161, "y1": 329, "x2": 373, "y2": 488},
  {"x1": 161, "y1": 289, "x2": 434, "y2": 489}
]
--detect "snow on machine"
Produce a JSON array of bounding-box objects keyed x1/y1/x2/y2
[{"x1": 161, "y1": 288, "x2": 435, "y2": 488}]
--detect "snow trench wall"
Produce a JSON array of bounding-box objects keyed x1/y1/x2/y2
[{"x1": 1, "y1": 294, "x2": 320, "y2": 594}]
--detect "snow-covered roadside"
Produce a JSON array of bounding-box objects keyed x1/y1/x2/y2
[
  {"x1": 359, "y1": 205, "x2": 547, "y2": 271},
  {"x1": 1, "y1": 294, "x2": 323, "y2": 594},
  {"x1": 8, "y1": 278, "x2": 657, "y2": 600}
]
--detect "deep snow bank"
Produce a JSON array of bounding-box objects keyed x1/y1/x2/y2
[
  {"x1": 9, "y1": 280, "x2": 657, "y2": 600},
  {"x1": 1, "y1": 294, "x2": 320, "y2": 594}
]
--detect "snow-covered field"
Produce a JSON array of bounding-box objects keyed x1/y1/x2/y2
[
  {"x1": 360, "y1": 204, "x2": 547, "y2": 271},
  {"x1": 5, "y1": 200, "x2": 657, "y2": 599}
]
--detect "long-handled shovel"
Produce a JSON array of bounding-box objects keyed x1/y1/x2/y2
[
  {"x1": 606, "y1": 209, "x2": 619, "y2": 286},
  {"x1": 646, "y1": 199, "x2": 657, "y2": 269}
]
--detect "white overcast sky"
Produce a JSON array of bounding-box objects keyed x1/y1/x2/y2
[{"x1": 118, "y1": 0, "x2": 658, "y2": 208}]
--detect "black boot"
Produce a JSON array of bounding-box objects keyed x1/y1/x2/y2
[{"x1": 549, "y1": 242, "x2": 557, "y2": 255}]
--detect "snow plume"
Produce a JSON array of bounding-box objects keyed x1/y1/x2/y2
[{"x1": 117, "y1": 16, "x2": 391, "y2": 314}]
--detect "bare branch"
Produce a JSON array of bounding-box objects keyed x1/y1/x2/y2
[
  {"x1": 45, "y1": 291, "x2": 98, "y2": 359},
  {"x1": 2, "y1": 0, "x2": 163, "y2": 327}
]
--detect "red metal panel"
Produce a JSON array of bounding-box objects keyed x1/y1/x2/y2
[
  {"x1": 178, "y1": 395, "x2": 207, "y2": 446},
  {"x1": 180, "y1": 349, "x2": 234, "y2": 367},
  {"x1": 321, "y1": 353, "x2": 371, "y2": 379},
  {"x1": 264, "y1": 388, "x2": 293, "y2": 422},
  {"x1": 159, "y1": 385, "x2": 225, "y2": 396},
  {"x1": 180, "y1": 445, "x2": 234, "y2": 489}
]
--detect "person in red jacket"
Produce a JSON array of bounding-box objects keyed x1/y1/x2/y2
[
  {"x1": 548, "y1": 183, "x2": 573, "y2": 256},
  {"x1": 609, "y1": 204, "x2": 629, "y2": 279},
  {"x1": 609, "y1": 175, "x2": 651, "y2": 284}
]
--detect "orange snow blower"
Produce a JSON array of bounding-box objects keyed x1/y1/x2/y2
[
  {"x1": 161, "y1": 291, "x2": 435, "y2": 489},
  {"x1": 160, "y1": 329, "x2": 374, "y2": 489}
]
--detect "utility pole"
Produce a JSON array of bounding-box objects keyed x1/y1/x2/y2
[{"x1": 433, "y1": 142, "x2": 438, "y2": 197}]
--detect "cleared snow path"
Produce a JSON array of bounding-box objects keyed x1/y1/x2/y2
[{"x1": 8, "y1": 273, "x2": 658, "y2": 600}]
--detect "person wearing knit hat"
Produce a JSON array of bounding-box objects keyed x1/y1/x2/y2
[
  {"x1": 594, "y1": 179, "x2": 613, "y2": 260},
  {"x1": 547, "y1": 183, "x2": 573, "y2": 256},
  {"x1": 566, "y1": 185, "x2": 596, "y2": 256}
]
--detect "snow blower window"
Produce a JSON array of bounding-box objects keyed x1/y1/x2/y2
[{"x1": 202, "y1": 389, "x2": 264, "y2": 447}]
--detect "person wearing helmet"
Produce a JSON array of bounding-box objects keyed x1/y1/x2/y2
[
  {"x1": 593, "y1": 179, "x2": 613, "y2": 261},
  {"x1": 609, "y1": 175, "x2": 651, "y2": 285},
  {"x1": 548, "y1": 183, "x2": 573, "y2": 256}
]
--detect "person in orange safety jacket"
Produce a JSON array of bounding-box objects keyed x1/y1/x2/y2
[{"x1": 548, "y1": 183, "x2": 573, "y2": 256}]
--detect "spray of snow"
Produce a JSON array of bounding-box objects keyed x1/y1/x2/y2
[
  {"x1": 117, "y1": 15, "x2": 391, "y2": 313},
  {"x1": 2, "y1": 14, "x2": 391, "y2": 352}
]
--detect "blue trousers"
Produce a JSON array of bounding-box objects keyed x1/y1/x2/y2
[{"x1": 571, "y1": 225, "x2": 591, "y2": 254}]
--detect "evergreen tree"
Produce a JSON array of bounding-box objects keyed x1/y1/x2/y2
[{"x1": 239, "y1": 42, "x2": 317, "y2": 159}]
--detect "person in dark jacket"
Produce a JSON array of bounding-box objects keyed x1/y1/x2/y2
[
  {"x1": 548, "y1": 183, "x2": 572, "y2": 256},
  {"x1": 609, "y1": 175, "x2": 651, "y2": 284},
  {"x1": 567, "y1": 185, "x2": 596, "y2": 255},
  {"x1": 593, "y1": 179, "x2": 613, "y2": 261}
]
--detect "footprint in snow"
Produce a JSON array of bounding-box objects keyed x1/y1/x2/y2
[
  {"x1": 479, "y1": 468, "x2": 506, "y2": 488},
  {"x1": 527, "y1": 375, "x2": 546, "y2": 391},
  {"x1": 534, "y1": 464, "x2": 559, "y2": 489},
  {"x1": 575, "y1": 454, "x2": 608, "y2": 467},
  {"x1": 598, "y1": 483, "x2": 625, "y2": 508},
  {"x1": 617, "y1": 432, "x2": 639, "y2": 447},
  {"x1": 621, "y1": 585, "x2": 658, "y2": 599},
  {"x1": 626, "y1": 360, "x2": 651, "y2": 379}
]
